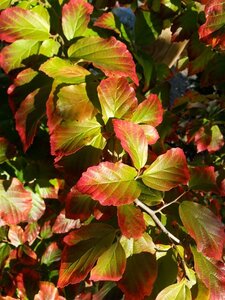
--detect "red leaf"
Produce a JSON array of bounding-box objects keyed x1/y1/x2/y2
[
  {"x1": 94, "y1": 12, "x2": 120, "y2": 34},
  {"x1": 118, "y1": 253, "x2": 157, "y2": 300},
  {"x1": 97, "y1": 77, "x2": 138, "y2": 124},
  {"x1": 41, "y1": 242, "x2": 61, "y2": 266},
  {"x1": 52, "y1": 210, "x2": 80, "y2": 234},
  {"x1": 131, "y1": 94, "x2": 163, "y2": 127},
  {"x1": 76, "y1": 162, "x2": 141, "y2": 206},
  {"x1": 179, "y1": 201, "x2": 225, "y2": 260},
  {"x1": 113, "y1": 119, "x2": 148, "y2": 170},
  {"x1": 0, "y1": 178, "x2": 32, "y2": 225},
  {"x1": 24, "y1": 222, "x2": 40, "y2": 246},
  {"x1": 90, "y1": 241, "x2": 126, "y2": 281},
  {"x1": 140, "y1": 125, "x2": 159, "y2": 145},
  {"x1": 117, "y1": 204, "x2": 146, "y2": 239},
  {"x1": 8, "y1": 225, "x2": 26, "y2": 247},
  {"x1": 62, "y1": 0, "x2": 93, "y2": 40},
  {"x1": 141, "y1": 148, "x2": 190, "y2": 191},
  {"x1": 68, "y1": 36, "x2": 139, "y2": 85},
  {"x1": 191, "y1": 246, "x2": 225, "y2": 300},
  {"x1": 189, "y1": 166, "x2": 219, "y2": 193},
  {"x1": 199, "y1": 0, "x2": 225, "y2": 50},
  {"x1": 34, "y1": 281, "x2": 65, "y2": 300}
]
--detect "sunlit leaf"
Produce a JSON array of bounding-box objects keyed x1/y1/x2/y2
[
  {"x1": 90, "y1": 241, "x2": 126, "y2": 281},
  {"x1": 94, "y1": 12, "x2": 120, "y2": 34},
  {"x1": 0, "y1": 40, "x2": 40, "y2": 73},
  {"x1": 120, "y1": 233, "x2": 155, "y2": 258},
  {"x1": 39, "y1": 57, "x2": 90, "y2": 84},
  {"x1": 52, "y1": 210, "x2": 80, "y2": 234},
  {"x1": 140, "y1": 125, "x2": 159, "y2": 145},
  {"x1": 195, "y1": 278, "x2": 210, "y2": 300},
  {"x1": 0, "y1": 178, "x2": 32, "y2": 225},
  {"x1": 113, "y1": 119, "x2": 148, "y2": 170},
  {"x1": 117, "y1": 204, "x2": 146, "y2": 238},
  {"x1": 0, "y1": 243, "x2": 10, "y2": 269},
  {"x1": 131, "y1": 94, "x2": 163, "y2": 127},
  {"x1": 0, "y1": 7, "x2": 50, "y2": 42},
  {"x1": 76, "y1": 162, "x2": 141, "y2": 206},
  {"x1": 34, "y1": 281, "x2": 66, "y2": 300},
  {"x1": 199, "y1": 0, "x2": 225, "y2": 50},
  {"x1": 141, "y1": 148, "x2": 189, "y2": 191},
  {"x1": 28, "y1": 192, "x2": 46, "y2": 222},
  {"x1": 41, "y1": 242, "x2": 62, "y2": 266},
  {"x1": 118, "y1": 253, "x2": 157, "y2": 300},
  {"x1": 8, "y1": 225, "x2": 26, "y2": 247},
  {"x1": 208, "y1": 125, "x2": 224, "y2": 152},
  {"x1": 24, "y1": 222, "x2": 40, "y2": 245},
  {"x1": 97, "y1": 77, "x2": 137, "y2": 124},
  {"x1": 179, "y1": 201, "x2": 225, "y2": 260},
  {"x1": 0, "y1": 0, "x2": 11, "y2": 10},
  {"x1": 39, "y1": 39, "x2": 60, "y2": 57},
  {"x1": 191, "y1": 246, "x2": 225, "y2": 300},
  {"x1": 155, "y1": 279, "x2": 192, "y2": 300},
  {"x1": 68, "y1": 36, "x2": 138, "y2": 85},
  {"x1": 189, "y1": 166, "x2": 219, "y2": 193},
  {"x1": 62, "y1": 0, "x2": 93, "y2": 40}
]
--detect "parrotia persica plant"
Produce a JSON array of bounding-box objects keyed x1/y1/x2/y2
[{"x1": 0, "y1": 0, "x2": 224, "y2": 299}]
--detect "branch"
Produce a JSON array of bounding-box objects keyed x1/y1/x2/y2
[
  {"x1": 155, "y1": 191, "x2": 187, "y2": 213},
  {"x1": 134, "y1": 199, "x2": 180, "y2": 244}
]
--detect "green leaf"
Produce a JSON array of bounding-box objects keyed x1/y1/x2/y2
[
  {"x1": 0, "y1": 0, "x2": 11, "y2": 10},
  {"x1": 0, "y1": 178, "x2": 32, "y2": 225},
  {"x1": 156, "y1": 279, "x2": 192, "y2": 300},
  {"x1": 0, "y1": 40, "x2": 40, "y2": 73},
  {"x1": 39, "y1": 57, "x2": 90, "y2": 84},
  {"x1": 113, "y1": 119, "x2": 148, "y2": 170},
  {"x1": 179, "y1": 201, "x2": 225, "y2": 260},
  {"x1": 195, "y1": 278, "x2": 210, "y2": 300},
  {"x1": 68, "y1": 36, "x2": 138, "y2": 85},
  {"x1": 138, "y1": 183, "x2": 164, "y2": 206},
  {"x1": 0, "y1": 137, "x2": 16, "y2": 164},
  {"x1": 94, "y1": 12, "x2": 120, "y2": 34},
  {"x1": 90, "y1": 241, "x2": 126, "y2": 281},
  {"x1": 62, "y1": 0, "x2": 93, "y2": 40},
  {"x1": 0, "y1": 7, "x2": 50, "y2": 42},
  {"x1": 76, "y1": 162, "x2": 141, "y2": 206},
  {"x1": 0, "y1": 243, "x2": 10, "y2": 268},
  {"x1": 39, "y1": 39, "x2": 60, "y2": 57},
  {"x1": 97, "y1": 76, "x2": 138, "y2": 124},
  {"x1": 118, "y1": 253, "x2": 157, "y2": 300},
  {"x1": 141, "y1": 148, "x2": 190, "y2": 191},
  {"x1": 117, "y1": 204, "x2": 146, "y2": 239},
  {"x1": 191, "y1": 246, "x2": 225, "y2": 300}
]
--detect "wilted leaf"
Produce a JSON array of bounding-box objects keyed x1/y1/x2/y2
[
  {"x1": 179, "y1": 201, "x2": 225, "y2": 260},
  {"x1": 155, "y1": 279, "x2": 192, "y2": 300},
  {"x1": 113, "y1": 119, "x2": 148, "y2": 170},
  {"x1": 141, "y1": 148, "x2": 189, "y2": 191},
  {"x1": 97, "y1": 77, "x2": 137, "y2": 124},
  {"x1": 117, "y1": 204, "x2": 146, "y2": 238},
  {"x1": 0, "y1": 178, "x2": 32, "y2": 225},
  {"x1": 0, "y1": 7, "x2": 50, "y2": 42},
  {"x1": 191, "y1": 246, "x2": 225, "y2": 300},
  {"x1": 62, "y1": 0, "x2": 93, "y2": 40},
  {"x1": 68, "y1": 36, "x2": 138, "y2": 85},
  {"x1": 0, "y1": 40, "x2": 40, "y2": 73},
  {"x1": 118, "y1": 253, "x2": 157, "y2": 300},
  {"x1": 131, "y1": 94, "x2": 163, "y2": 127},
  {"x1": 189, "y1": 166, "x2": 219, "y2": 193},
  {"x1": 39, "y1": 57, "x2": 90, "y2": 84},
  {"x1": 76, "y1": 162, "x2": 141, "y2": 206},
  {"x1": 90, "y1": 241, "x2": 126, "y2": 281}
]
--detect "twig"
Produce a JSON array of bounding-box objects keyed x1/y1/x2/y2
[
  {"x1": 155, "y1": 191, "x2": 187, "y2": 213},
  {"x1": 134, "y1": 199, "x2": 180, "y2": 244}
]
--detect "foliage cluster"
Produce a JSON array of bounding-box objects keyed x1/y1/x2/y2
[{"x1": 0, "y1": 0, "x2": 224, "y2": 299}]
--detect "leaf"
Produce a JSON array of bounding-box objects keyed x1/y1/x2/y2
[
  {"x1": 34, "y1": 281, "x2": 66, "y2": 300},
  {"x1": 58, "y1": 224, "x2": 116, "y2": 287},
  {"x1": 0, "y1": 137, "x2": 16, "y2": 163},
  {"x1": 120, "y1": 233, "x2": 156, "y2": 258},
  {"x1": 0, "y1": 0, "x2": 11, "y2": 10},
  {"x1": 155, "y1": 280, "x2": 192, "y2": 300},
  {"x1": 140, "y1": 125, "x2": 159, "y2": 145},
  {"x1": 97, "y1": 77, "x2": 138, "y2": 124},
  {"x1": 0, "y1": 40, "x2": 40, "y2": 73},
  {"x1": 50, "y1": 118, "x2": 105, "y2": 159},
  {"x1": 138, "y1": 183, "x2": 164, "y2": 206},
  {"x1": 189, "y1": 166, "x2": 219, "y2": 193},
  {"x1": 76, "y1": 162, "x2": 141, "y2": 206},
  {"x1": 208, "y1": 125, "x2": 224, "y2": 152},
  {"x1": 141, "y1": 148, "x2": 190, "y2": 191},
  {"x1": 41, "y1": 242, "x2": 62, "y2": 266},
  {"x1": 39, "y1": 39, "x2": 60, "y2": 57},
  {"x1": 24, "y1": 222, "x2": 40, "y2": 245},
  {"x1": 28, "y1": 192, "x2": 46, "y2": 222},
  {"x1": 179, "y1": 201, "x2": 225, "y2": 260},
  {"x1": 113, "y1": 119, "x2": 148, "y2": 170},
  {"x1": 118, "y1": 253, "x2": 157, "y2": 300},
  {"x1": 0, "y1": 178, "x2": 32, "y2": 225},
  {"x1": 131, "y1": 94, "x2": 163, "y2": 127},
  {"x1": 68, "y1": 36, "x2": 138, "y2": 85},
  {"x1": 8, "y1": 225, "x2": 26, "y2": 247},
  {"x1": 0, "y1": 243, "x2": 10, "y2": 269},
  {"x1": 15, "y1": 87, "x2": 50, "y2": 152},
  {"x1": 52, "y1": 210, "x2": 80, "y2": 234},
  {"x1": 199, "y1": 0, "x2": 225, "y2": 50},
  {"x1": 39, "y1": 57, "x2": 90, "y2": 84},
  {"x1": 90, "y1": 241, "x2": 126, "y2": 281},
  {"x1": 94, "y1": 12, "x2": 120, "y2": 34},
  {"x1": 62, "y1": 0, "x2": 93, "y2": 40},
  {"x1": 191, "y1": 246, "x2": 225, "y2": 300},
  {"x1": 117, "y1": 204, "x2": 146, "y2": 239},
  {"x1": 0, "y1": 7, "x2": 50, "y2": 42}
]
